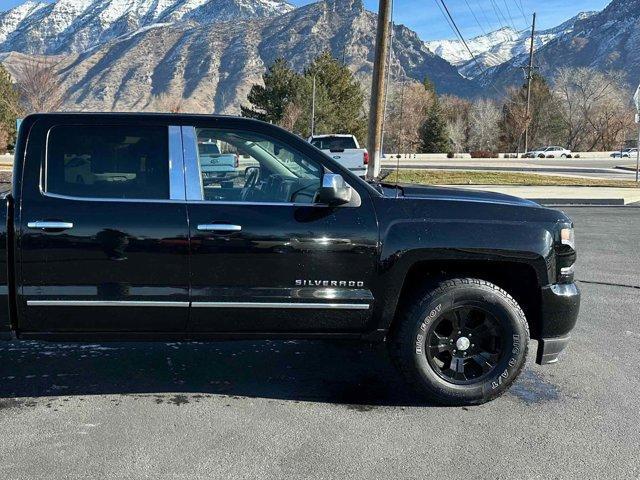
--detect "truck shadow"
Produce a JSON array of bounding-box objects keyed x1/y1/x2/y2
[{"x1": 0, "y1": 340, "x2": 432, "y2": 408}]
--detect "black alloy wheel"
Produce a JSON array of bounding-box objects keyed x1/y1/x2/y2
[{"x1": 425, "y1": 306, "x2": 503, "y2": 384}]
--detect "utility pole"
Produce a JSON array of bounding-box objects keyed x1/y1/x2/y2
[
  {"x1": 523, "y1": 12, "x2": 536, "y2": 156},
  {"x1": 634, "y1": 84, "x2": 640, "y2": 183},
  {"x1": 310, "y1": 75, "x2": 316, "y2": 137},
  {"x1": 366, "y1": 0, "x2": 393, "y2": 180}
]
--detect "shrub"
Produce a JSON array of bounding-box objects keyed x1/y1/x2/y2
[{"x1": 470, "y1": 150, "x2": 497, "y2": 158}]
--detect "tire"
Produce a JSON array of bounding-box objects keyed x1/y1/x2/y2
[
  {"x1": 538, "y1": 154, "x2": 545, "y2": 158},
  {"x1": 389, "y1": 278, "x2": 529, "y2": 406},
  {"x1": 561, "y1": 154, "x2": 567, "y2": 158}
]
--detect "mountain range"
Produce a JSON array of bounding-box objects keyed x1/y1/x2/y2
[
  {"x1": 425, "y1": 12, "x2": 596, "y2": 79},
  {"x1": 0, "y1": 0, "x2": 474, "y2": 113},
  {"x1": 0, "y1": 0, "x2": 635, "y2": 112},
  {"x1": 484, "y1": 0, "x2": 640, "y2": 90}
]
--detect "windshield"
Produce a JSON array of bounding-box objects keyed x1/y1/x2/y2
[{"x1": 311, "y1": 136, "x2": 357, "y2": 151}]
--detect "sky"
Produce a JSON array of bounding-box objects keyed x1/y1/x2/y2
[{"x1": 1, "y1": 0, "x2": 612, "y2": 41}]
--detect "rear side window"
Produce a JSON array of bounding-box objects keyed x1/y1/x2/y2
[
  {"x1": 311, "y1": 136, "x2": 357, "y2": 151},
  {"x1": 45, "y1": 125, "x2": 169, "y2": 200}
]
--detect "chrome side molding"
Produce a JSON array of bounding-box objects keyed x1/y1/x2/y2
[
  {"x1": 26, "y1": 300, "x2": 370, "y2": 310},
  {"x1": 191, "y1": 302, "x2": 370, "y2": 310},
  {"x1": 196, "y1": 224, "x2": 242, "y2": 232},
  {"x1": 27, "y1": 300, "x2": 189, "y2": 307},
  {"x1": 27, "y1": 221, "x2": 74, "y2": 230}
]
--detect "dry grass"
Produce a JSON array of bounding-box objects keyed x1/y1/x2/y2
[{"x1": 390, "y1": 169, "x2": 640, "y2": 188}]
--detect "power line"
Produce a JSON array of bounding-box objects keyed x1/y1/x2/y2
[
  {"x1": 437, "y1": 0, "x2": 478, "y2": 64},
  {"x1": 433, "y1": 0, "x2": 520, "y2": 102},
  {"x1": 432, "y1": 0, "x2": 459, "y2": 40},
  {"x1": 488, "y1": 0, "x2": 510, "y2": 30},
  {"x1": 462, "y1": 0, "x2": 488, "y2": 36},
  {"x1": 475, "y1": 0, "x2": 494, "y2": 32},
  {"x1": 501, "y1": 0, "x2": 518, "y2": 30},
  {"x1": 514, "y1": 0, "x2": 529, "y2": 26}
]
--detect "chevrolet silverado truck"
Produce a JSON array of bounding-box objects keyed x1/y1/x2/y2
[{"x1": 0, "y1": 113, "x2": 580, "y2": 405}]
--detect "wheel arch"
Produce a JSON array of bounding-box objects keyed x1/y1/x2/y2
[{"x1": 385, "y1": 259, "x2": 543, "y2": 341}]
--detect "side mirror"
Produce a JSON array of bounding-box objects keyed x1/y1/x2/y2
[{"x1": 317, "y1": 173, "x2": 352, "y2": 205}]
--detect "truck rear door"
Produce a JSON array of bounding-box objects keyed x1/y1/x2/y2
[{"x1": 17, "y1": 118, "x2": 190, "y2": 333}]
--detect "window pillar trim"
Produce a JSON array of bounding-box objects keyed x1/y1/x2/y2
[
  {"x1": 168, "y1": 126, "x2": 187, "y2": 201},
  {"x1": 181, "y1": 126, "x2": 205, "y2": 201}
]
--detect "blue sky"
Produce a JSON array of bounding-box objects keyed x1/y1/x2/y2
[{"x1": 2, "y1": 0, "x2": 611, "y2": 40}]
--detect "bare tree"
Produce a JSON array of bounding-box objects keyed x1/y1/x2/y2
[
  {"x1": 468, "y1": 98, "x2": 501, "y2": 152},
  {"x1": 384, "y1": 82, "x2": 435, "y2": 153},
  {"x1": 440, "y1": 95, "x2": 471, "y2": 152},
  {"x1": 446, "y1": 116, "x2": 466, "y2": 153},
  {"x1": 280, "y1": 101, "x2": 304, "y2": 132},
  {"x1": 554, "y1": 68, "x2": 632, "y2": 151},
  {"x1": 15, "y1": 58, "x2": 64, "y2": 113},
  {"x1": 0, "y1": 124, "x2": 10, "y2": 154}
]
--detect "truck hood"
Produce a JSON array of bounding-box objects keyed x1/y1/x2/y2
[{"x1": 387, "y1": 183, "x2": 540, "y2": 208}]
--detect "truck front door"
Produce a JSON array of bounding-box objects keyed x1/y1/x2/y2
[
  {"x1": 182, "y1": 120, "x2": 379, "y2": 333},
  {"x1": 18, "y1": 120, "x2": 190, "y2": 333}
]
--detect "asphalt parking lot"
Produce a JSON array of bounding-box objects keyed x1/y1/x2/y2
[{"x1": 0, "y1": 207, "x2": 638, "y2": 479}]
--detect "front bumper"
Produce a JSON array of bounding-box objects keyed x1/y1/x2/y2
[{"x1": 536, "y1": 282, "x2": 580, "y2": 365}]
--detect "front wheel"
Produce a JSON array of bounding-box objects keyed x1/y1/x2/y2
[{"x1": 389, "y1": 278, "x2": 529, "y2": 405}]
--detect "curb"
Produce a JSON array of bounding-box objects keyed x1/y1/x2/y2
[
  {"x1": 531, "y1": 198, "x2": 626, "y2": 206},
  {"x1": 381, "y1": 164, "x2": 630, "y2": 175}
]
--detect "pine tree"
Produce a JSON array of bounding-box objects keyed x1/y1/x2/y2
[
  {"x1": 0, "y1": 64, "x2": 20, "y2": 153},
  {"x1": 422, "y1": 75, "x2": 436, "y2": 94},
  {"x1": 419, "y1": 100, "x2": 451, "y2": 153},
  {"x1": 241, "y1": 57, "x2": 302, "y2": 123},
  {"x1": 242, "y1": 53, "x2": 367, "y2": 141},
  {"x1": 296, "y1": 52, "x2": 367, "y2": 140}
]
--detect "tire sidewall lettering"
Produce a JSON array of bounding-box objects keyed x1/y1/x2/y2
[{"x1": 415, "y1": 303, "x2": 442, "y2": 355}]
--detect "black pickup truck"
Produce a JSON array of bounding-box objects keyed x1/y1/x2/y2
[{"x1": 0, "y1": 113, "x2": 580, "y2": 405}]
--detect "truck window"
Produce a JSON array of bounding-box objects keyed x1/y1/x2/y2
[
  {"x1": 45, "y1": 125, "x2": 169, "y2": 200},
  {"x1": 193, "y1": 128, "x2": 322, "y2": 204},
  {"x1": 311, "y1": 136, "x2": 357, "y2": 151}
]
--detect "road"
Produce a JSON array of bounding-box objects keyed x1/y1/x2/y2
[
  {"x1": 0, "y1": 207, "x2": 639, "y2": 479},
  {"x1": 380, "y1": 156, "x2": 640, "y2": 180}
]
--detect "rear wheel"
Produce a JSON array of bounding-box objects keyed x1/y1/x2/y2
[{"x1": 389, "y1": 278, "x2": 529, "y2": 405}]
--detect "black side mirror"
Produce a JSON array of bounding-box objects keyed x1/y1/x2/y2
[{"x1": 317, "y1": 173, "x2": 352, "y2": 205}]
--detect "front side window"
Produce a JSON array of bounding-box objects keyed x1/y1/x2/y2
[
  {"x1": 194, "y1": 128, "x2": 322, "y2": 204},
  {"x1": 46, "y1": 125, "x2": 169, "y2": 200}
]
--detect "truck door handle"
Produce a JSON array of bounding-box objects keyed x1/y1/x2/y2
[
  {"x1": 197, "y1": 224, "x2": 242, "y2": 232},
  {"x1": 27, "y1": 221, "x2": 74, "y2": 231}
]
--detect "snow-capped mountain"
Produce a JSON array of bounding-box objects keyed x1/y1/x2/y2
[
  {"x1": 0, "y1": 0, "x2": 475, "y2": 113},
  {"x1": 426, "y1": 12, "x2": 596, "y2": 78},
  {"x1": 484, "y1": 0, "x2": 640, "y2": 91},
  {"x1": 0, "y1": 0, "x2": 295, "y2": 54}
]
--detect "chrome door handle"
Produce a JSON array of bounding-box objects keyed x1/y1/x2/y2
[
  {"x1": 197, "y1": 224, "x2": 242, "y2": 232},
  {"x1": 27, "y1": 221, "x2": 74, "y2": 230}
]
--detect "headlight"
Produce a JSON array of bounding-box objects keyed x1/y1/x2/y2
[
  {"x1": 557, "y1": 226, "x2": 576, "y2": 282},
  {"x1": 560, "y1": 227, "x2": 575, "y2": 250}
]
